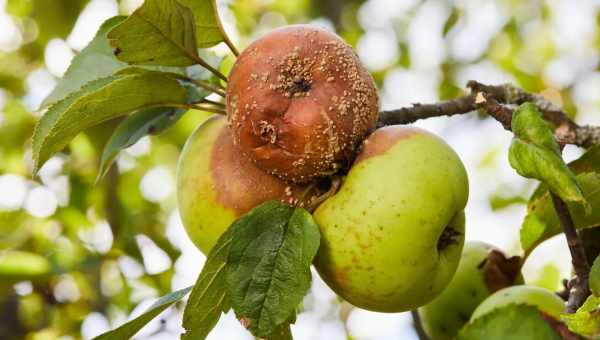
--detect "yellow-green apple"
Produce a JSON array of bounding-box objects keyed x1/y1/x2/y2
[
  {"x1": 313, "y1": 125, "x2": 469, "y2": 312},
  {"x1": 227, "y1": 25, "x2": 379, "y2": 183},
  {"x1": 419, "y1": 242, "x2": 522, "y2": 340},
  {"x1": 471, "y1": 285, "x2": 565, "y2": 321},
  {"x1": 176, "y1": 115, "x2": 315, "y2": 254}
]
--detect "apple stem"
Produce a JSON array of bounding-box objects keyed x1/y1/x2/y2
[
  {"x1": 410, "y1": 310, "x2": 430, "y2": 340},
  {"x1": 302, "y1": 176, "x2": 342, "y2": 212},
  {"x1": 550, "y1": 193, "x2": 591, "y2": 313}
]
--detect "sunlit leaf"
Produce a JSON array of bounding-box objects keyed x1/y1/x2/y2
[
  {"x1": 108, "y1": 0, "x2": 199, "y2": 66},
  {"x1": 443, "y1": 7, "x2": 461, "y2": 36},
  {"x1": 509, "y1": 102, "x2": 586, "y2": 207},
  {"x1": 182, "y1": 228, "x2": 232, "y2": 340},
  {"x1": 178, "y1": 0, "x2": 225, "y2": 48},
  {"x1": 520, "y1": 145, "x2": 600, "y2": 252},
  {"x1": 561, "y1": 295, "x2": 600, "y2": 338},
  {"x1": 32, "y1": 69, "x2": 188, "y2": 173},
  {"x1": 93, "y1": 286, "x2": 192, "y2": 340},
  {"x1": 42, "y1": 16, "x2": 128, "y2": 107}
]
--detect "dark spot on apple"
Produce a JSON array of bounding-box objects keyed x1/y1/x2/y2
[
  {"x1": 114, "y1": 47, "x2": 121, "y2": 56},
  {"x1": 437, "y1": 226, "x2": 462, "y2": 252},
  {"x1": 291, "y1": 76, "x2": 311, "y2": 93}
]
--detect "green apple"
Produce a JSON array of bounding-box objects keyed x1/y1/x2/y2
[
  {"x1": 471, "y1": 285, "x2": 565, "y2": 321},
  {"x1": 313, "y1": 126, "x2": 469, "y2": 312},
  {"x1": 177, "y1": 115, "x2": 312, "y2": 254},
  {"x1": 419, "y1": 242, "x2": 522, "y2": 340}
]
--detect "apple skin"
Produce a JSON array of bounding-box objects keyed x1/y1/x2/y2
[
  {"x1": 471, "y1": 285, "x2": 565, "y2": 321},
  {"x1": 418, "y1": 242, "x2": 504, "y2": 340},
  {"x1": 313, "y1": 125, "x2": 469, "y2": 312},
  {"x1": 176, "y1": 115, "x2": 312, "y2": 254}
]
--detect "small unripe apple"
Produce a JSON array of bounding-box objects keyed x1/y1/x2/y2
[
  {"x1": 227, "y1": 25, "x2": 379, "y2": 183},
  {"x1": 313, "y1": 125, "x2": 469, "y2": 312},
  {"x1": 471, "y1": 285, "x2": 565, "y2": 321},
  {"x1": 177, "y1": 115, "x2": 314, "y2": 254},
  {"x1": 419, "y1": 242, "x2": 522, "y2": 340}
]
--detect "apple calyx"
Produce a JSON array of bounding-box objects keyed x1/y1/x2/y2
[
  {"x1": 437, "y1": 226, "x2": 462, "y2": 252},
  {"x1": 480, "y1": 249, "x2": 522, "y2": 292}
]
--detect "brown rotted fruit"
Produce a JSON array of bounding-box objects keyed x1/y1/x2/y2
[{"x1": 226, "y1": 25, "x2": 379, "y2": 183}]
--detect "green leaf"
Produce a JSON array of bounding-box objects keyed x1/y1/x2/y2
[
  {"x1": 93, "y1": 286, "x2": 192, "y2": 340},
  {"x1": 32, "y1": 69, "x2": 188, "y2": 173},
  {"x1": 178, "y1": 0, "x2": 225, "y2": 48},
  {"x1": 0, "y1": 250, "x2": 52, "y2": 281},
  {"x1": 520, "y1": 145, "x2": 600, "y2": 252},
  {"x1": 569, "y1": 144, "x2": 600, "y2": 173},
  {"x1": 182, "y1": 228, "x2": 233, "y2": 340},
  {"x1": 42, "y1": 16, "x2": 128, "y2": 108},
  {"x1": 520, "y1": 212, "x2": 549, "y2": 252},
  {"x1": 267, "y1": 322, "x2": 293, "y2": 340},
  {"x1": 591, "y1": 255, "x2": 600, "y2": 296},
  {"x1": 457, "y1": 304, "x2": 561, "y2": 340},
  {"x1": 443, "y1": 7, "x2": 461, "y2": 36},
  {"x1": 490, "y1": 194, "x2": 527, "y2": 211},
  {"x1": 108, "y1": 0, "x2": 199, "y2": 66},
  {"x1": 97, "y1": 107, "x2": 186, "y2": 182},
  {"x1": 561, "y1": 295, "x2": 600, "y2": 338},
  {"x1": 226, "y1": 201, "x2": 321, "y2": 337},
  {"x1": 508, "y1": 102, "x2": 586, "y2": 207}
]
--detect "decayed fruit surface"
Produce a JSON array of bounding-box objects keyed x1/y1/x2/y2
[
  {"x1": 470, "y1": 285, "x2": 565, "y2": 321},
  {"x1": 176, "y1": 115, "x2": 313, "y2": 254},
  {"x1": 419, "y1": 242, "x2": 522, "y2": 340},
  {"x1": 313, "y1": 125, "x2": 469, "y2": 312},
  {"x1": 226, "y1": 25, "x2": 379, "y2": 183}
]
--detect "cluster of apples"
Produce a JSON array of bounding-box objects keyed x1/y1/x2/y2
[{"x1": 176, "y1": 26, "x2": 563, "y2": 333}]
